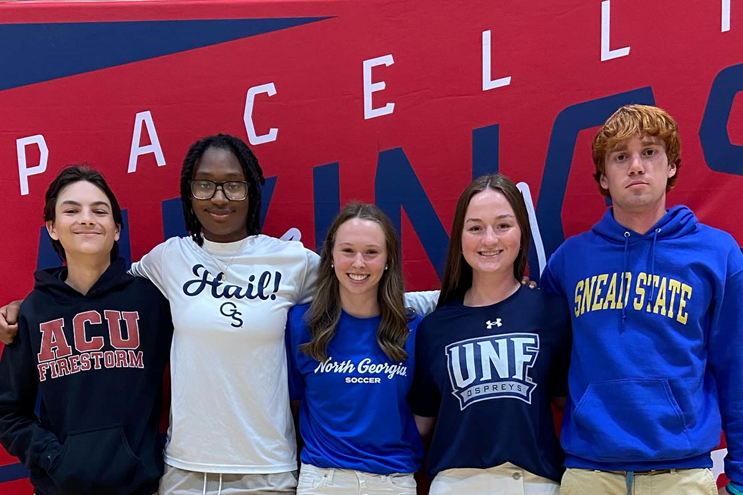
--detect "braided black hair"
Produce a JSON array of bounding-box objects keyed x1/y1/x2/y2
[{"x1": 180, "y1": 134, "x2": 265, "y2": 246}]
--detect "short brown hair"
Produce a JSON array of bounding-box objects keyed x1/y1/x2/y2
[
  {"x1": 438, "y1": 174, "x2": 531, "y2": 309},
  {"x1": 44, "y1": 165, "x2": 124, "y2": 262},
  {"x1": 592, "y1": 104, "x2": 681, "y2": 198}
]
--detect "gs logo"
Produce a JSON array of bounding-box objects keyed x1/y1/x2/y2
[{"x1": 220, "y1": 302, "x2": 244, "y2": 328}]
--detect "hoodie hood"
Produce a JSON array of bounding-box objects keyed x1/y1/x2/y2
[
  {"x1": 592, "y1": 204, "x2": 698, "y2": 244},
  {"x1": 33, "y1": 258, "x2": 134, "y2": 302}
]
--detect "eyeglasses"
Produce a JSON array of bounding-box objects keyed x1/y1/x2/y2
[{"x1": 190, "y1": 180, "x2": 249, "y2": 201}]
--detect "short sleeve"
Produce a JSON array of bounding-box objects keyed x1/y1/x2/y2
[
  {"x1": 129, "y1": 241, "x2": 169, "y2": 296},
  {"x1": 407, "y1": 319, "x2": 441, "y2": 417},
  {"x1": 404, "y1": 290, "x2": 440, "y2": 316},
  {"x1": 285, "y1": 306, "x2": 306, "y2": 401},
  {"x1": 297, "y1": 248, "x2": 320, "y2": 304},
  {"x1": 548, "y1": 304, "x2": 572, "y2": 397}
]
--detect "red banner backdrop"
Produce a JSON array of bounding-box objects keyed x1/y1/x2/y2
[{"x1": 1, "y1": 0, "x2": 741, "y2": 493}]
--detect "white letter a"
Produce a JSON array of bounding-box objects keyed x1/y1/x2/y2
[{"x1": 128, "y1": 110, "x2": 166, "y2": 173}]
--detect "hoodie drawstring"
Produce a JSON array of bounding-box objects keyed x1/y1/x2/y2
[
  {"x1": 648, "y1": 228, "x2": 661, "y2": 306},
  {"x1": 202, "y1": 473, "x2": 224, "y2": 495},
  {"x1": 626, "y1": 471, "x2": 634, "y2": 494},
  {"x1": 620, "y1": 232, "x2": 630, "y2": 322}
]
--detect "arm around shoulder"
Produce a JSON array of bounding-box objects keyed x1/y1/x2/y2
[
  {"x1": 404, "y1": 290, "x2": 440, "y2": 316},
  {"x1": 0, "y1": 299, "x2": 23, "y2": 344}
]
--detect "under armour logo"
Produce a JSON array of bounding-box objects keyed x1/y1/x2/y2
[{"x1": 486, "y1": 319, "x2": 502, "y2": 329}]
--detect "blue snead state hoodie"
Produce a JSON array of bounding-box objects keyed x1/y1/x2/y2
[
  {"x1": 541, "y1": 205, "x2": 743, "y2": 482},
  {"x1": 0, "y1": 258, "x2": 173, "y2": 495}
]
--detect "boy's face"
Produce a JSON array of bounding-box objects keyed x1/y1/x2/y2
[
  {"x1": 46, "y1": 180, "x2": 120, "y2": 263},
  {"x1": 600, "y1": 135, "x2": 677, "y2": 216}
]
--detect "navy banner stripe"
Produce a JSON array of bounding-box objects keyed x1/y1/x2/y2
[
  {"x1": 0, "y1": 461, "x2": 28, "y2": 484},
  {"x1": 0, "y1": 17, "x2": 330, "y2": 91}
]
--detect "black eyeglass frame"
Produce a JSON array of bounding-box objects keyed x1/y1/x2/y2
[{"x1": 190, "y1": 180, "x2": 250, "y2": 201}]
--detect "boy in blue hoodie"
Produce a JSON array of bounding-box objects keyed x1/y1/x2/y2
[{"x1": 540, "y1": 104, "x2": 743, "y2": 495}]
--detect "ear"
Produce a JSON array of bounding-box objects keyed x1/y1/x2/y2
[
  {"x1": 599, "y1": 174, "x2": 610, "y2": 191},
  {"x1": 46, "y1": 220, "x2": 59, "y2": 241},
  {"x1": 114, "y1": 224, "x2": 121, "y2": 242},
  {"x1": 668, "y1": 162, "x2": 677, "y2": 179}
]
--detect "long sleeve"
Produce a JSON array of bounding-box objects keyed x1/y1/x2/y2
[
  {"x1": 709, "y1": 252, "x2": 743, "y2": 485},
  {"x1": 0, "y1": 314, "x2": 62, "y2": 472},
  {"x1": 539, "y1": 248, "x2": 565, "y2": 297}
]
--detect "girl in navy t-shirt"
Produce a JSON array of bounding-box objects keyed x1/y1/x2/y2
[
  {"x1": 409, "y1": 174, "x2": 571, "y2": 495},
  {"x1": 286, "y1": 202, "x2": 423, "y2": 495}
]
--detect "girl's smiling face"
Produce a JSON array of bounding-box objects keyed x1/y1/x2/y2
[
  {"x1": 190, "y1": 146, "x2": 250, "y2": 243},
  {"x1": 332, "y1": 218, "x2": 388, "y2": 310}
]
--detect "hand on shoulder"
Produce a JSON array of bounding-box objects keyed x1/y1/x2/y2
[{"x1": 0, "y1": 300, "x2": 22, "y2": 344}]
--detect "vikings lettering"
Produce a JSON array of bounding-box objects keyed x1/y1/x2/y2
[
  {"x1": 183, "y1": 264, "x2": 282, "y2": 301},
  {"x1": 573, "y1": 271, "x2": 693, "y2": 324},
  {"x1": 446, "y1": 333, "x2": 539, "y2": 410},
  {"x1": 36, "y1": 310, "x2": 144, "y2": 382}
]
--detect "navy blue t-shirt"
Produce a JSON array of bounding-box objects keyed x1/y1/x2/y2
[
  {"x1": 287, "y1": 304, "x2": 423, "y2": 475},
  {"x1": 408, "y1": 285, "x2": 571, "y2": 481}
]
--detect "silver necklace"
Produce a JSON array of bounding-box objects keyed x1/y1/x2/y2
[{"x1": 202, "y1": 237, "x2": 248, "y2": 283}]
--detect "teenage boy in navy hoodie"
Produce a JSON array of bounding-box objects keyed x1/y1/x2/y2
[
  {"x1": 540, "y1": 104, "x2": 743, "y2": 495},
  {"x1": 0, "y1": 166, "x2": 173, "y2": 495}
]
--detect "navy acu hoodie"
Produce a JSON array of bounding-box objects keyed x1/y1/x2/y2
[{"x1": 0, "y1": 258, "x2": 173, "y2": 495}]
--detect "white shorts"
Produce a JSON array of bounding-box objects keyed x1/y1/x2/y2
[{"x1": 296, "y1": 462, "x2": 416, "y2": 495}]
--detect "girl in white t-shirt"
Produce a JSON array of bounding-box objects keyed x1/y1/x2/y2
[{"x1": 127, "y1": 134, "x2": 319, "y2": 495}]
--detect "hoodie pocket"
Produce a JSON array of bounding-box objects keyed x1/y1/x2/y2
[
  {"x1": 566, "y1": 379, "x2": 692, "y2": 462},
  {"x1": 49, "y1": 425, "x2": 140, "y2": 495}
]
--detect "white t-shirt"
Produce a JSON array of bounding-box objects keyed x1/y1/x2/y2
[{"x1": 130, "y1": 235, "x2": 319, "y2": 474}]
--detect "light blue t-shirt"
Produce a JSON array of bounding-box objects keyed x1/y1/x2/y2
[{"x1": 286, "y1": 304, "x2": 423, "y2": 475}]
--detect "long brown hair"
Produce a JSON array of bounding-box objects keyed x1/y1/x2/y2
[
  {"x1": 300, "y1": 202, "x2": 410, "y2": 362},
  {"x1": 437, "y1": 174, "x2": 531, "y2": 308}
]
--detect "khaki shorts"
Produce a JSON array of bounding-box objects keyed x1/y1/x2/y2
[
  {"x1": 559, "y1": 467, "x2": 717, "y2": 495},
  {"x1": 159, "y1": 464, "x2": 298, "y2": 495},
  {"x1": 429, "y1": 462, "x2": 560, "y2": 495}
]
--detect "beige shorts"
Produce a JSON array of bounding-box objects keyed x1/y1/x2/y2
[
  {"x1": 429, "y1": 462, "x2": 560, "y2": 495},
  {"x1": 159, "y1": 464, "x2": 298, "y2": 495},
  {"x1": 559, "y1": 467, "x2": 717, "y2": 495}
]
